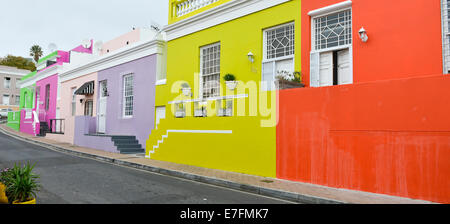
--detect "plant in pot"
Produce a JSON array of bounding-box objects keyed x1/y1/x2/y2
[
  {"x1": 224, "y1": 74, "x2": 238, "y2": 91},
  {"x1": 180, "y1": 83, "x2": 191, "y2": 97},
  {"x1": 2, "y1": 162, "x2": 40, "y2": 204},
  {"x1": 275, "y1": 70, "x2": 305, "y2": 90}
]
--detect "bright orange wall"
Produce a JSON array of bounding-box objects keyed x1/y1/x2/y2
[
  {"x1": 277, "y1": 74, "x2": 450, "y2": 203},
  {"x1": 301, "y1": 0, "x2": 443, "y2": 86}
]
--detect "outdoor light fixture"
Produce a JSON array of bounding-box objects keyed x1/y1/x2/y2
[
  {"x1": 247, "y1": 52, "x2": 254, "y2": 63},
  {"x1": 359, "y1": 27, "x2": 368, "y2": 43}
]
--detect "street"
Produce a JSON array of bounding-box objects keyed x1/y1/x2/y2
[{"x1": 0, "y1": 132, "x2": 291, "y2": 204}]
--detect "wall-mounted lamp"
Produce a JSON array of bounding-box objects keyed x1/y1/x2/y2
[
  {"x1": 247, "y1": 52, "x2": 254, "y2": 63},
  {"x1": 80, "y1": 99, "x2": 84, "y2": 104},
  {"x1": 358, "y1": 27, "x2": 368, "y2": 43}
]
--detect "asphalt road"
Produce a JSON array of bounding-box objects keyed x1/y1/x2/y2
[{"x1": 0, "y1": 131, "x2": 291, "y2": 204}]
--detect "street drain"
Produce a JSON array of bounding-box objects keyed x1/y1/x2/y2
[{"x1": 261, "y1": 180, "x2": 274, "y2": 183}]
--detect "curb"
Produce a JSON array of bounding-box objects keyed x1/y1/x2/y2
[{"x1": 0, "y1": 126, "x2": 344, "y2": 204}]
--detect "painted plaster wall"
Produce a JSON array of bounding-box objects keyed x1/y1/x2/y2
[
  {"x1": 301, "y1": 0, "x2": 443, "y2": 86},
  {"x1": 101, "y1": 29, "x2": 141, "y2": 56},
  {"x1": 97, "y1": 55, "x2": 157, "y2": 147},
  {"x1": 46, "y1": 72, "x2": 97, "y2": 144},
  {"x1": 149, "y1": 0, "x2": 300, "y2": 178},
  {"x1": 277, "y1": 74, "x2": 450, "y2": 204},
  {"x1": 73, "y1": 116, "x2": 118, "y2": 153},
  {"x1": 35, "y1": 74, "x2": 58, "y2": 125}
]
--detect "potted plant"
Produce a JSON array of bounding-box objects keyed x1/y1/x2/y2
[
  {"x1": 0, "y1": 168, "x2": 10, "y2": 204},
  {"x1": 2, "y1": 162, "x2": 40, "y2": 204},
  {"x1": 275, "y1": 70, "x2": 305, "y2": 90},
  {"x1": 194, "y1": 101, "x2": 207, "y2": 117},
  {"x1": 180, "y1": 83, "x2": 191, "y2": 96},
  {"x1": 223, "y1": 74, "x2": 238, "y2": 90}
]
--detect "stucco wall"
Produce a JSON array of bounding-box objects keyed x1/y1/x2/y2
[
  {"x1": 97, "y1": 55, "x2": 157, "y2": 148},
  {"x1": 301, "y1": 0, "x2": 443, "y2": 86},
  {"x1": 47, "y1": 72, "x2": 98, "y2": 144},
  {"x1": 277, "y1": 74, "x2": 450, "y2": 204}
]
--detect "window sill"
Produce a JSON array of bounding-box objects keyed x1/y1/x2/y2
[{"x1": 156, "y1": 79, "x2": 167, "y2": 86}]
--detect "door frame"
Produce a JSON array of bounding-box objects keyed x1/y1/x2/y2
[{"x1": 97, "y1": 80, "x2": 108, "y2": 133}]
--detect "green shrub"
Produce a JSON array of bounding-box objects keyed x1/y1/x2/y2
[
  {"x1": 223, "y1": 74, "x2": 236, "y2": 81},
  {"x1": 3, "y1": 162, "x2": 40, "y2": 203}
]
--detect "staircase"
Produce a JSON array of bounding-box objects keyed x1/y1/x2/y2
[
  {"x1": 111, "y1": 136, "x2": 145, "y2": 154},
  {"x1": 37, "y1": 122, "x2": 49, "y2": 137}
]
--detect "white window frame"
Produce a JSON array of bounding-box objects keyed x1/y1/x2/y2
[
  {"x1": 442, "y1": 0, "x2": 450, "y2": 74},
  {"x1": 199, "y1": 42, "x2": 221, "y2": 99},
  {"x1": 4, "y1": 77, "x2": 11, "y2": 89},
  {"x1": 262, "y1": 22, "x2": 296, "y2": 91},
  {"x1": 309, "y1": 6, "x2": 353, "y2": 87},
  {"x1": 122, "y1": 74, "x2": 134, "y2": 118},
  {"x1": 3, "y1": 94, "x2": 10, "y2": 105}
]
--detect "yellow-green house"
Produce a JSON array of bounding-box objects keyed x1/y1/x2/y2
[{"x1": 147, "y1": 0, "x2": 301, "y2": 178}]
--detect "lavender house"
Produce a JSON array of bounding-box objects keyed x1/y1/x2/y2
[{"x1": 58, "y1": 29, "x2": 166, "y2": 154}]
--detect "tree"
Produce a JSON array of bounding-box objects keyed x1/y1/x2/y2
[
  {"x1": 0, "y1": 55, "x2": 36, "y2": 71},
  {"x1": 29, "y1": 45, "x2": 43, "y2": 63}
]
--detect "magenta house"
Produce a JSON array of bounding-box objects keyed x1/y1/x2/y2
[{"x1": 19, "y1": 42, "x2": 94, "y2": 136}]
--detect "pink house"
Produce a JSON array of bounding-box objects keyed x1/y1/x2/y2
[{"x1": 19, "y1": 42, "x2": 94, "y2": 136}]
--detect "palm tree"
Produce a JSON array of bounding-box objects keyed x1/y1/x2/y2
[{"x1": 29, "y1": 45, "x2": 43, "y2": 63}]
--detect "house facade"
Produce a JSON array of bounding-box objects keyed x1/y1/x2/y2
[
  {"x1": 47, "y1": 28, "x2": 166, "y2": 154},
  {"x1": 277, "y1": 0, "x2": 450, "y2": 203},
  {"x1": 0, "y1": 65, "x2": 30, "y2": 111},
  {"x1": 1, "y1": 65, "x2": 31, "y2": 130},
  {"x1": 146, "y1": 0, "x2": 301, "y2": 178}
]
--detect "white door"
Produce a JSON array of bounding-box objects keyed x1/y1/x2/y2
[
  {"x1": 97, "y1": 81, "x2": 107, "y2": 133},
  {"x1": 155, "y1": 106, "x2": 166, "y2": 129},
  {"x1": 319, "y1": 52, "x2": 333, "y2": 87},
  {"x1": 337, "y1": 49, "x2": 352, "y2": 85}
]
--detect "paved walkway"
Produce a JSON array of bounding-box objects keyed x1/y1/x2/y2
[{"x1": 0, "y1": 124, "x2": 435, "y2": 204}]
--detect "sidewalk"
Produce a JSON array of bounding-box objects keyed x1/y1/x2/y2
[{"x1": 0, "y1": 124, "x2": 435, "y2": 204}]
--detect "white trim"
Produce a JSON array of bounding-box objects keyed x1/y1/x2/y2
[
  {"x1": 122, "y1": 73, "x2": 134, "y2": 118},
  {"x1": 155, "y1": 79, "x2": 167, "y2": 85},
  {"x1": 308, "y1": 0, "x2": 352, "y2": 17},
  {"x1": 163, "y1": 0, "x2": 292, "y2": 41},
  {"x1": 19, "y1": 65, "x2": 59, "y2": 89},
  {"x1": 59, "y1": 39, "x2": 166, "y2": 83}
]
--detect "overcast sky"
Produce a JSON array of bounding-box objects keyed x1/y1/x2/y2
[{"x1": 0, "y1": 0, "x2": 168, "y2": 59}]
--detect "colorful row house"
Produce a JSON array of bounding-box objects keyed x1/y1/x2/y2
[
  {"x1": 146, "y1": 0, "x2": 301, "y2": 178},
  {"x1": 276, "y1": 0, "x2": 449, "y2": 203},
  {"x1": 43, "y1": 28, "x2": 166, "y2": 154},
  {"x1": 7, "y1": 0, "x2": 449, "y2": 203}
]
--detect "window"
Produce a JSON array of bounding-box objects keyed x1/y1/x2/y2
[
  {"x1": 15, "y1": 95, "x2": 20, "y2": 106},
  {"x1": 84, "y1": 100, "x2": 93, "y2": 116},
  {"x1": 200, "y1": 43, "x2": 221, "y2": 98},
  {"x1": 4, "y1": 77, "x2": 10, "y2": 89},
  {"x1": 155, "y1": 106, "x2": 166, "y2": 128},
  {"x1": 262, "y1": 23, "x2": 295, "y2": 90},
  {"x1": 71, "y1": 88, "x2": 77, "y2": 116},
  {"x1": 16, "y1": 78, "x2": 20, "y2": 88},
  {"x1": 45, "y1": 84, "x2": 50, "y2": 111},
  {"x1": 2, "y1": 95, "x2": 9, "y2": 105},
  {"x1": 123, "y1": 74, "x2": 134, "y2": 117},
  {"x1": 310, "y1": 8, "x2": 353, "y2": 87},
  {"x1": 313, "y1": 10, "x2": 352, "y2": 51},
  {"x1": 24, "y1": 92, "x2": 28, "y2": 108},
  {"x1": 442, "y1": 0, "x2": 450, "y2": 73}
]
